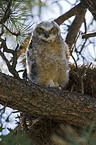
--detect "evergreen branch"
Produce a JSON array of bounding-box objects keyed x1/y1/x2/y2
[
  {"x1": 3, "y1": 23, "x2": 20, "y2": 36},
  {"x1": 0, "y1": 0, "x2": 12, "y2": 24}
]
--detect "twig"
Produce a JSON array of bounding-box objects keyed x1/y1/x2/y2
[
  {"x1": 0, "y1": 50, "x2": 20, "y2": 79},
  {"x1": 70, "y1": 51, "x2": 78, "y2": 68},
  {"x1": 0, "y1": 24, "x2": 4, "y2": 36},
  {"x1": 82, "y1": 32, "x2": 96, "y2": 39},
  {"x1": 0, "y1": 38, "x2": 21, "y2": 78},
  {"x1": 83, "y1": 18, "x2": 87, "y2": 34},
  {"x1": 0, "y1": 38, "x2": 14, "y2": 54},
  {"x1": 3, "y1": 24, "x2": 20, "y2": 36},
  {"x1": 0, "y1": 50, "x2": 10, "y2": 67},
  {"x1": 12, "y1": 44, "x2": 19, "y2": 69},
  {"x1": 79, "y1": 39, "x2": 87, "y2": 54}
]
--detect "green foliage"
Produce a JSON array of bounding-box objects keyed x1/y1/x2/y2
[{"x1": 0, "y1": 0, "x2": 33, "y2": 45}]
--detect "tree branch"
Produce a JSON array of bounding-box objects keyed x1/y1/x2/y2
[
  {"x1": 54, "y1": 2, "x2": 86, "y2": 48},
  {"x1": 82, "y1": 32, "x2": 96, "y2": 39},
  {"x1": 0, "y1": 50, "x2": 20, "y2": 79},
  {"x1": 0, "y1": 0, "x2": 12, "y2": 24},
  {"x1": 80, "y1": 0, "x2": 96, "y2": 20},
  {"x1": 66, "y1": 10, "x2": 86, "y2": 48},
  {"x1": 0, "y1": 38, "x2": 20, "y2": 79},
  {"x1": 54, "y1": 2, "x2": 86, "y2": 25},
  {"x1": 0, "y1": 72, "x2": 96, "y2": 128},
  {"x1": 3, "y1": 24, "x2": 20, "y2": 36}
]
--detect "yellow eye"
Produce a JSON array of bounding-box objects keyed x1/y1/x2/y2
[
  {"x1": 50, "y1": 27, "x2": 57, "y2": 33},
  {"x1": 36, "y1": 27, "x2": 44, "y2": 34},
  {"x1": 50, "y1": 28, "x2": 54, "y2": 33},
  {"x1": 40, "y1": 28, "x2": 44, "y2": 33}
]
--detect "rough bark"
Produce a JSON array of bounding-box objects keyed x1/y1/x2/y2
[
  {"x1": 66, "y1": 10, "x2": 86, "y2": 48},
  {"x1": 54, "y1": 2, "x2": 86, "y2": 48},
  {"x1": 81, "y1": 0, "x2": 96, "y2": 20},
  {"x1": 0, "y1": 72, "x2": 96, "y2": 128},
  {"x1": 54, "y1": 3, "x2": 86, "y2": 25}
]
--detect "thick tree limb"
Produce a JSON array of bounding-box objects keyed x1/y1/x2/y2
[
  {"x1": 66, "y1": 10, "x2": 86, "y2": 48},
  {"x1": 0, "y1": 72, "x2": 96, "y2": 127},
  {"x1": 81, "y1": 0, "x2": 96, "y2": 20},
  {"x1": 54, "y1": 2, "x2": 86, "y2": 48},
  {"x1": 54, "y1": 2, "x2": 86, "y2": 25}
]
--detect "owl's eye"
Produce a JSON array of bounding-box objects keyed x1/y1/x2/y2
[
  {"x1": 36, "y1": 27, "x2": 44, "y2": 34},
  {"x1": 50, "y1": 27, "x2": 57, "y2": 34},
  {"x1": 50, "y1": 28, "x2": 54, "y2": 33}
]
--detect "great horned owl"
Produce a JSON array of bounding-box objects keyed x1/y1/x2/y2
[{"x1": 26, "y1": 20, "x2": 69, "y2": 87}]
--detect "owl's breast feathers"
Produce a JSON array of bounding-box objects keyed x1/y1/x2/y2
[
  {"x1": 34, "y1": 36, "x2": 65, "y2": 58},
  {"x1": 27, "y1": 35, "x2": 69, "y2": 87}
]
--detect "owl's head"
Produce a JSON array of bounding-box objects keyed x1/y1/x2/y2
[{"x1": 33, "y1": 21, "x2": 61, "y2": 42}]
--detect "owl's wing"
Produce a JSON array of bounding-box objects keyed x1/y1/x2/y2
[
  {"x1": 26, "y1": 36, "x2": 38, "y2": 82},
  {"x1": 64, "y1": 42, "x2": 70, "y2": 60}
]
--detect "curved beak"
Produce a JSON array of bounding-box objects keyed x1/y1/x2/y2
[{"x1": 44, "y1": 32, "x2": 49, "y2": 38}]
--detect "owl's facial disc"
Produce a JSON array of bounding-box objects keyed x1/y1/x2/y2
[{"x1": 36, "y1": 26, "x2": 58, "y2": 42}]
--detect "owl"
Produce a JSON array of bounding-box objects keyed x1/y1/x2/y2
[{"x1": 26, "y1": 20, "x2": 69, "y2": 87}]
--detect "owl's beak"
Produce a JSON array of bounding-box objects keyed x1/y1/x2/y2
[{"x1": 44, "y1": 32, "x2": 49, "y2": 38}]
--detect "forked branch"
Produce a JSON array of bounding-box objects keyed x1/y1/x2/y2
[{"x1": 54, "y1": 2, "x2": 86, "y2": 25}]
